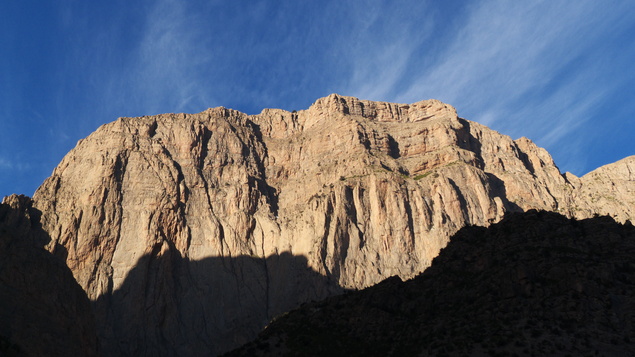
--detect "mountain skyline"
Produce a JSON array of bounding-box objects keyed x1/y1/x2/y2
[
  {"x1": 2, "y1": 92, "x2": 635, "y2": 356},
  {"x1": 2, "y1": 0, "x2": 635, "y2": 197}
]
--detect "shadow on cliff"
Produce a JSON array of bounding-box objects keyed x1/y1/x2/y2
[
  {"x1": 93, "y1": 246, "x2": 348, "y2": 356},
  {"x1": 245, "y1": 120, "x2": 280, "y2": 216},
  {"x1": 0, "y1": 195, "x2": 97, "y2": 356},
  {"x1": 458, "y1": 118, "x2": 523, "y2": 213},
  {"x1": 227, "y1": 210, "x2": 635, "y2": 356}
]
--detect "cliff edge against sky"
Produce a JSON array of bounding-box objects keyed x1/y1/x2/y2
[{"x1": 2, "y1": 94, "x2": 633, "y2": 355}]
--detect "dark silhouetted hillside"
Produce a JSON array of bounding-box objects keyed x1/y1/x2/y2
[{"x1": 227, "y1": 210, "x2": 635, "y2": 356}]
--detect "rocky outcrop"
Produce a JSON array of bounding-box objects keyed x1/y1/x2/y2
[
  {"x1": 226, "y1": 211, "x2": 635, "y2": 356},
  {"x1": 29, "y1": 94, "x2": 635, "y2": 355},
  {"x1": 565, "y1": 156, "x2": 635, "y2": 222},
  {"x1": 0, "y1": 195, "x2": 98, "y2": 356}
]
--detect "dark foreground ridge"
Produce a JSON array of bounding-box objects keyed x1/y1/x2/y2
[{"x1": 226, "y1": 210, "x2": 635, "y2": 356}]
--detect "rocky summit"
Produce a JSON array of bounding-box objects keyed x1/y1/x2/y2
[{"x1": 1, "y1": 94, "x2": 633, "y2": 355}]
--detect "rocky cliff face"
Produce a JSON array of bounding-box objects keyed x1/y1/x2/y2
[
  {"x1": 29, "y1": 94, "x2": 634, "y2": 355},
  {"x1": 566, "y1": 156, "x2": 635, "y2": 222}
]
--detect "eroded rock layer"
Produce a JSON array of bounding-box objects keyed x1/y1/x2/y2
[{"x1": 31, "y1": 94, "x2": 634, "y2": 355}]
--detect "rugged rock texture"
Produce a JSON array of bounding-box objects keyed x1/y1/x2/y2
[
  {"x1": 566, "y1": 156, "x2": 635, "y2": 222},
  {"x1": 29, "y1": 94, "x2": 635, "y2": 355},
  {"x1": 226, "y1": 211, "x2": 635, "y2": 357},
  {"x1": 0, "y1": 195, "x2": 98, "y2": 356}
]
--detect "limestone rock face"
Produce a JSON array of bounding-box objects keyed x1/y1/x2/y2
[
  {"x1": 0, "y1": 195, "x2": 98, "y2": 356},
  {"x1": 30, "y1": 94, "x2": 635, "y2": 355},
  {"x1": 565, "y1": 156, "x2": 635, "y2": 221}
]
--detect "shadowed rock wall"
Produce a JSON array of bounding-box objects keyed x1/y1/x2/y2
[{"x1": 0, "y1": 195, "x2": 98, "y2": 356}]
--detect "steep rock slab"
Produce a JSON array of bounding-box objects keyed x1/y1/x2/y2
[{"x1": 31, "y1": 94, "x2": 634, "y2": 355}]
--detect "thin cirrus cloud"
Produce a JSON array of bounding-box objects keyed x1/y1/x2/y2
[
  {"x1": 0, "y1": 156, "x2": 31, "y2": 173},
  {"x1": 0, "y1": 158, "x2": 12, "y2": 170},
  {"x1": 56, "y1": 0, "x2": 221, "y2": 123},
  {"x1": 96, "y1": 4, "x2": 209, "y2": 116},
  {"x1": 396, "y1": 1, "x2": 608, "y2": 119},
  {"x1": 335, "y1": 2, "x2": 435, "y2": 102},
  {"x1": 59, "y1": 0, "x2": 635, "y2": 177},
  {"x1": 1, "y1": 0, "x2": 634, "y2": 197},
  {"x1": 381, "y1": 0, "x2": 635, "y2": 175},
  {"x1": 132, "y1": 1, "x2": 218, "y2": 114}
]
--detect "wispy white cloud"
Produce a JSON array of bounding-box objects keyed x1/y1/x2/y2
[
  {"x1": 346, "y1": 38, "x2": 425, "y2": 102},
  {"x1": 336, "y1": 2, "x2": 435, "y2": 102},
  {"x1": 39, "y1": 0, "x2": 634, "y2": 180},
  {"x1": 340, "y1": 0, "x2": 635, "y2": 174},
  {"x1": 114, "y1": 0, "x2": 219, "y2": 115},
  {"x1": 0, "y1": 157, "x2": 12, "y2": 170},
  {"x1": 55, "y1": 0, "x2": 221, "y2": 121},
  {"x1": 396, "y1": 1, "x2": 607, "y2": 105},
  {"x1": 0, "y1": 156, "x2": 31, "y2": 172}
]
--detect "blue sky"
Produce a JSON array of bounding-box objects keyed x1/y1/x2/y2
[{"x1": 1, "y1": 0, "x2": 635, "y2": 197}]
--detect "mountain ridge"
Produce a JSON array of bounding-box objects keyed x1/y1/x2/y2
[{"x1": 3, "y1": 94, "x2": 633, "y2": 355}]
